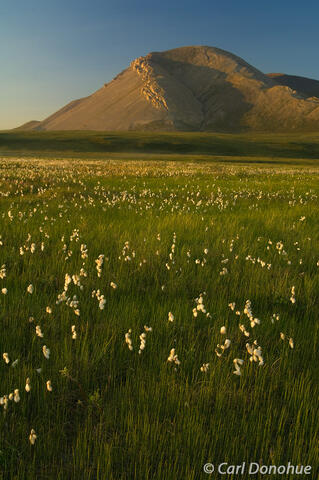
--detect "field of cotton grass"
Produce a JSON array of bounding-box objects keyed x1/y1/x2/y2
[{"x1": 0, "y1": 157, "x2": 319, "y2": 479}]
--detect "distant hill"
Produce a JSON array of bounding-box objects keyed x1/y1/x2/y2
[
  {"x1": 14, "y1": 120, "x2": 41, "y2": 131},
  {"x1": 17, "y1": 46, "x2": 319, "y2": 132}
]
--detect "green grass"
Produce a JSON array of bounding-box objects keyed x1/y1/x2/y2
[
  {"x1": 0, "y1": 157, "x2": 318, "y2": 479},
  {"x1": 1, "y1": 130, "x2": 319, "y2": 166}
]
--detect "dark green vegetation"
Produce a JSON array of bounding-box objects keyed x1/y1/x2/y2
[
  {"x1": 0, "y1": 159, "x2": 319, "y2": 479},
  {"x1": 1, "y1": 130, "x2": 319, "y2": 165}
]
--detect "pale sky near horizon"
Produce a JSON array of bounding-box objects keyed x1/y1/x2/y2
[{"x1": 1, "y1": 0, "x2": 319, "y2": 129}]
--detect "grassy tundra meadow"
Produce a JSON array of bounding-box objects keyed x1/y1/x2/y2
[{"x1": 0, "y1": 132, "x2": 319, "y2": 479}]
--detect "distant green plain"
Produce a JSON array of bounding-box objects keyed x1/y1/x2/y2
[{"x1": 1, "y1": 130, "x2": 319, "y2": 166}]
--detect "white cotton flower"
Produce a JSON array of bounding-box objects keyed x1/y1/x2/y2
[
  {"x1": 215, "y1": 338, "x2": 231, "y2": 357},
  {"x1": 167, "y1": 348, "x2": 180, "y2": 365},
  {"x1": 98, "y1": 296, "x2": 106, "y2": 310},
  {"x1": 125, "y1": 329, "x2": 133, "y2": 351},
  {"x1": 219, "y1": 267, "x2": 228, "y2": 275},
  {"x1": 29, "y1": 429, "x2": 37, "y2": 445},
  {"x1": 253, "y1": 348, "x2": 262, "y2": 358},
  {"x1": 246, "y1": 346, "x2": 264, "y2": 366},
  {"x1": 168, "y1": 312, "x2": 174, "y2": 322},
  {"x1": 72, "y1": 274, "x2": 81, "y2": 287},
  {"x1": 195, "y1": 294, "x2": 207, "y2": 314},
  {"x1": 110, "y1": 282, "x2": 117, "y2": 289},
  {"x1": 3, "y1": 352, "x2": 10, "y2": 364},
  {"x1": 1, "y1": 395, "x2": 8, "y2": 410},
  {"x1": 64, "y1": 273, "x2": 72, "y2": 291},
  {"x1": 80, "y1": 268, "x2": 87, "y2": 277},
  {"x1": 2, "y1": 395, "x2": 9, "y2": 410},
  {"x1": 80, "y1": 244, "x2": 88, "y2": 259},
  {"x1": 25, "y1": 378, "x2": 31, "y2": 392},
  {"x1": 46, "y1": 380, "x2": 52, "y2": 392},
  {"x1": 13, "y1": 389, "x2": 20, "y2": 403},
  {"x1": 46, "y1": 306, "x2": 52, "y2": 314},
  {"x1": 42, "y1": 345, "x2": 50, "y2": 360},
  {"x1": 220, "y1": 326, "x2": 226, "y2": 335},
  {"x1": 280, "y1": 332, "x2": 285, "y2": 340},
  {"x1": 271, "y1": 313, "x2": 280, "y2": 324},
  {"x1": 71, "y1": 325, "x2": 77, "y2": 340},
  {"x1": 35, "y1": 325, "x2": 43, "y2": 338},
  {"x1": 233, "y1": 367, "x2": 241, "y2": 376},
  {"x1": 138, "y1": 332, "x2": 147, "y2": 354},
  {"x1": 246, "y1": 343, "x2": 254, "y2": 355},
  {"x1": 235, "y1": 358, "x2": 244, "y2": 366},
  {"x1": 1, "y1": 288, "x2": 7, "y2": 295},
  {"x1": 0, "y1": 264, "x2": 6, "y2": 279},
  {"x1": 233, "y1": 358, "x2": 244, "y2": 376},
  {"x1": 27, "y1": 284, "x2": 34, "y2": 294},
  {"x1": 289, "y1": 337, "x2": 294, "y2": 349},
  {"x1": 200, "y1": 363, "x2": 209, "y2": 372},
  {"x1": 250, "y1": 317, "x2": 260, "y2": 328},
  {"x1": 239, "y1": 324, "x2": 250, "y2": 337},
  {"x1": 95, "y1": 254, "x2": 104, "y2": 277}
]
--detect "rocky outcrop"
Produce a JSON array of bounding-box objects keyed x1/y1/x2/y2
[{"x1": 131, "y1": 55, "x2": 168, "y2": 110}]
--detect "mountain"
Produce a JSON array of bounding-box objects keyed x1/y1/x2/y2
[{"x1": 20, "y1": 46, "x2": 319, "y2": 132}]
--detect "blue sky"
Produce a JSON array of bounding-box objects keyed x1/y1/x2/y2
[{"x1": 1, "y1": 0, "x2": 319, "y2": 129}]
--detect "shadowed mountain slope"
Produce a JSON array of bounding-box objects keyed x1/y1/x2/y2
[{"x1": 268, "y1": 73, "x2": 319, "y2": 100}]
